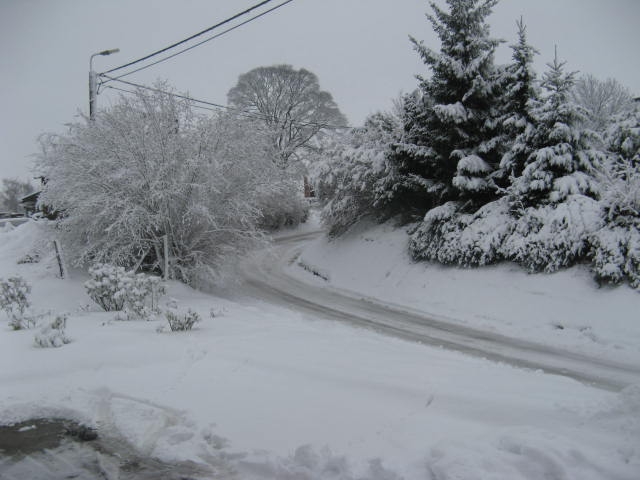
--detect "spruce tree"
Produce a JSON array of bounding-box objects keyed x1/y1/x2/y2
[
  {"x1": 387, "y1": 90, "x2": 450, "y2": 216},
  {"x1": 511, "y1": 49, "x2": 603, "y2": 207},
  {"x1": 392, "y1": 0, "x2": 504, "y2": 212},
  {"x1": 498, "y1": 17, "x2": 539, "y2": 181}
]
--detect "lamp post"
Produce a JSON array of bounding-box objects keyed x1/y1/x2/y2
[{"x1": 89, "y1": 48, "x2": 119, "y2": 121}]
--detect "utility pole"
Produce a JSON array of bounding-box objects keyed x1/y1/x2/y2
[{"x1": 89, "y1": 48, "x2": 120, "y2": 121}]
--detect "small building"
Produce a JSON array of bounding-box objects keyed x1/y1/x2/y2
[
  {"x1": 20, "y1": 191, "x2": 40, "y2": 217},
  {"x1": 20, "y1": 191, "x2": 58, "y2": 219}
]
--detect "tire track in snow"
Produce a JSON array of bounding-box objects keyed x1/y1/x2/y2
[{"x1": 238, "y1": 232, "x2": 640, "y2": 392}]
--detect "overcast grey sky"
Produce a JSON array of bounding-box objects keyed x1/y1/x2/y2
[{"x1": 1, "y1": 0, "x2": 638, "y2": 185}]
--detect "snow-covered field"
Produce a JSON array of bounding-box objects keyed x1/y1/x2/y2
[{"x1": 1, "y1": 220, "x2": 639, "y2": 479}]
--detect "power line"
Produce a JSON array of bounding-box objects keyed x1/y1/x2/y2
[
  {"x1": 101, "y1": 75, "x2": 351, "y2": 130},
  {"x1": 104, "y1": 85, "x2": 221, "y2": 113},
  {"x1": 102, "y1": 75, "x2": 264, "y2": 120},
  {"x1": 102, "y1": 0, "x2": 295, "y2": 83},
  {"x1": 104, "y1": 0, "x2": 278, "y2": 75}
]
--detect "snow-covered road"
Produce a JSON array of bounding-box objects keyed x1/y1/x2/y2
[{"x1": 239, "y1": 231, "x2": 640, "y2": 391}]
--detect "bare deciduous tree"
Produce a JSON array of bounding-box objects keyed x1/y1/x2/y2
[
  {"x1": 227, "y1": 64, "x2": 348, "y2": 169},
  {"x1": 571, "y1": 73, "x2": 634, "y2": 133},
  {"x1": 0, "y1": 178, "x2": 33, "y2": 212}
]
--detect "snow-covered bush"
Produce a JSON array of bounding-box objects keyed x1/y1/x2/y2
[
  {"x1": 34, "y1": 313, "x2": 71, "y2": 348},
  {"x1": 410, "y1": 195, "x2": 603, "y2": 273},
  {"x1": 590, "y1": 113, "x2": 640, "y2": 288},
  {"x1": 0, "y1": 276, "x2": 34, "y2": 330},
  {"x1": 36, "y1": 83, "x2": 299, "y2": 286},
  {"x1": 409, "y1": 199, "x2": 514, "y2": 266},
  {"x1": 124, "y1": 274, "x2": 166, "y2": 319},
  {"x1": 591, "y1": 226, "x2": 640, "y2": 288},
  {"x1": 314, "y1": 111, "x2": 402, "y2": 235},
  {"x1": 254, "y1": 181, "x2": 309, "y2": 231},
  {"x1": 85, "y1": 264, "x2": 165, "y2": 318},
  {"x1": 503, "y1": 195, "x2": 603, "y2": 272},
  {"x1": 409, "y1": 202, "x2": 463, "y2": 263},
  {"x1": 17, "y1": 253, "x2": 40, "y2": 264},
  {"x1": 165, "y1": 309, "x2": 200, "y2": 331},
  {"x1": 217, "y1": 113, "x2": 310, "y2": 232},
  {"x1": 84, "y1": 264, "x2": 129, "y2": 312}
]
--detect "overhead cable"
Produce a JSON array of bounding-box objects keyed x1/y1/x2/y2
[
  {"x1": 104, "y1": 85, "x2": 221, "y2": 113},
  {"x1": 101, "y1": 75, "x2": 351, "y2": 130},
  {"x1": 103, "y1": 0, "x2": 278, "y2": 75},
  {"x1": 102, "y1": 75, "x2": 260, "y2": 117},
  {"x1": 102, "y1": 0, "x2": 295, "y2": 83}
]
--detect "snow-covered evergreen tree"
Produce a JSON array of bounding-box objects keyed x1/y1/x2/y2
[
  {"x1": 498, "y1": 17, "x2": 539, "y2": 182},
  {"x1": 510, "y1": 50, "x2": 603, "y2": 207},
  {"x1": 384, "y1": 91, "x2": 443, "y2": 216},
  {"x1": 606, "y1": 106, "x2": 640, "y2": 173},
  {"x1": 394, "y1": 0, "x2": 504, "y2": 210},
  {"x1": 591, "y1": 107, "x2": 640, "y2": 288}
]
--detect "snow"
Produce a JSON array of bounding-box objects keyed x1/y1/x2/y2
[
  {"x1": 290, "y1": 216, "x2": 640, "y2": 367},
  {"x1": 1, "y1": 220, "x2": 640, "y2": 479},
  {"x1": 433, "y1": 101, "x2": 468, "y2": 123},
  {"x1": 456, "y1": 154, "x2": 492, "y2": 174}
]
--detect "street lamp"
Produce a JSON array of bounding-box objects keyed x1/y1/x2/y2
[{"x1": 89, "y1": 48, "x2": 120, "y2": 121}]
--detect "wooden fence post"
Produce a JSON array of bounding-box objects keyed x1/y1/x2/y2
[
  {"x1": 53, "y1": 240, "x2": 66, "y2": 279},
  {"x1": 162, "y1": 235, "x2": 169, "y2": 281}
]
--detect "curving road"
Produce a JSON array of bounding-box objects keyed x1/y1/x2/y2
[{"x1": 238, "y1": 230, "x2": 640, "y2": 392}]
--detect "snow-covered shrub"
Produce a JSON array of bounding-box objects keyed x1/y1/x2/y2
[
  {"x1": 36, "y1": 84, "x2": 293, "y2": 286},
  {"x1": 165, "y1": 309, "x2": 200, "y2": 331},
  {"x1": 591, "y1": 226, "x2": 640, "y2": 288},
  {"x1": 125, "y1": 274, "x2": 166, "y2": 319},
  {"x1": 255, "y1": 182, "x2": 309, "y2": 231},
  {"x1": 410, "y1": 195, "x2": 603, "y2": 274},
  {"x1": 314, "y1": 111, "x2": 402, "y2": 235},
  {"x1": 590, "y1": 116, "x2": 640, "y2": 288},
  {"x1": 17, "y1": 253, "x2": 40, "y2": 264},
  {"x1": 409, "y1": 202, "x2": 463, "y2": 264},
  {"x1": 0, "y1": 276, "x2": 34, "y2": 330},
  {"x1": 409, "y1": 199, "x2": 514, "y2": 267},
  {"x1": 34, "y1": 313, "x2": 71, "y2": 348},
  {"x1": 502, "y1": 195, "x2": 603, "y2": 272},
  {"x1": 84, "y1": 264, "x2": 129, "y2": 312},
  {"x1": 85, "y1": 264, "x2": 165, "y2": 318}
]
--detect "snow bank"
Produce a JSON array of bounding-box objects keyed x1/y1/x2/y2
[
  {"x1": 0, "y1": 220, "x2": 87, "y2": 313},
  {"x1": 291, "y1": 219, "x2": 640, "y2": 366}
]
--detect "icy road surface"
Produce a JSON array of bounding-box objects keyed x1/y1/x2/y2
[{"x1": 239, "y1": 231, "x2": 640, "y2": 391}]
